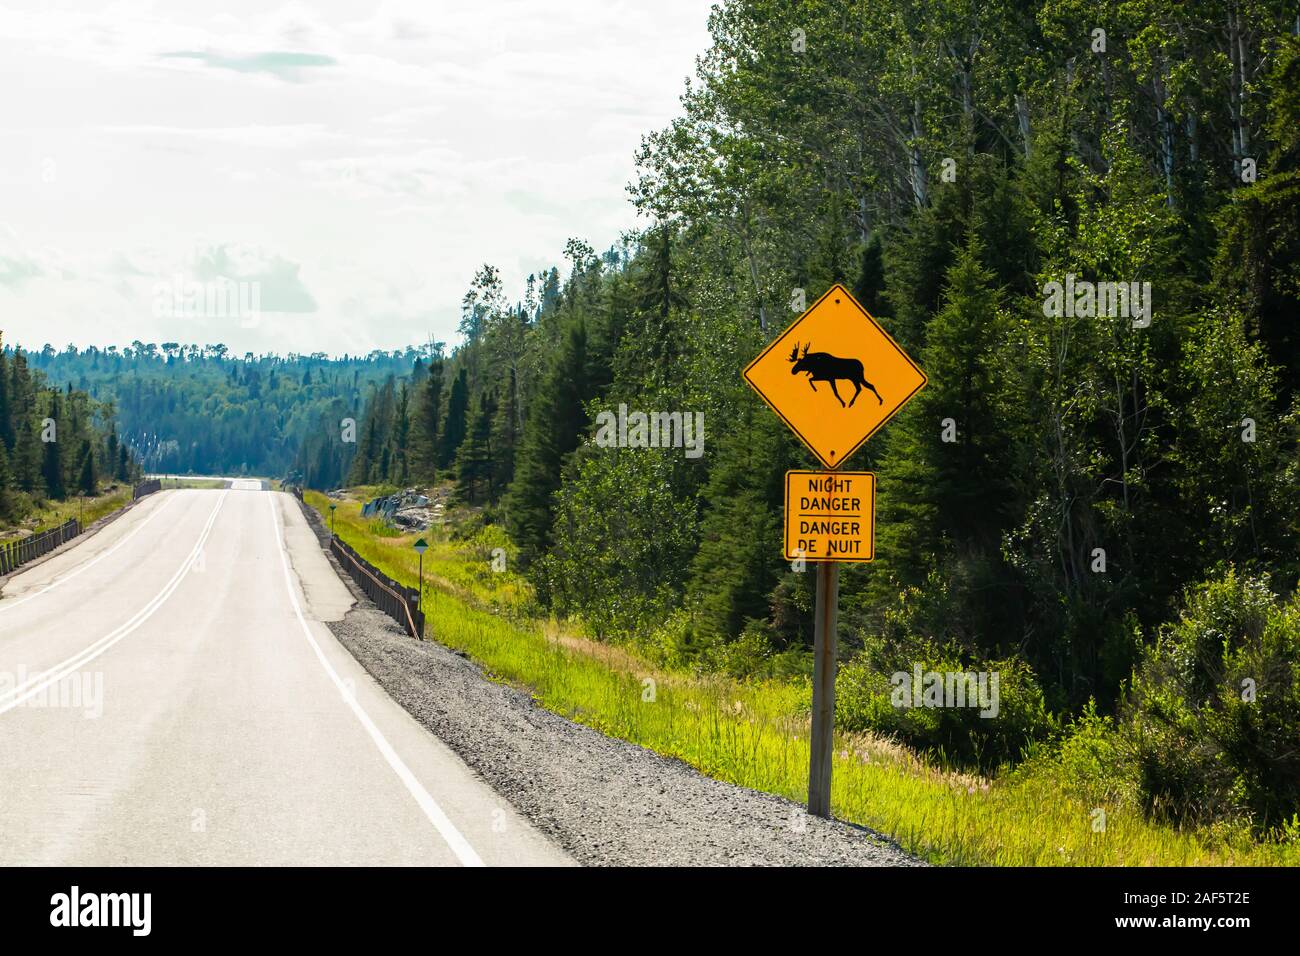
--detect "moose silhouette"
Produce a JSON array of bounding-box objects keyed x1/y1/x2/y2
[{"x1": 788, "y1": 342, "x2": 883, "y2": 408}]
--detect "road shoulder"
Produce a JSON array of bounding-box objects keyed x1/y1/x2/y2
[
  {"x1": 276, "y1": 492, "x2": 574, "y2": 866},
  {"x1": 293, "y1": 496, "x2": 923, "y2": 867}
]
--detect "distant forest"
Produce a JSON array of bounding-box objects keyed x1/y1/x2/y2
[
  {"x1": 319, "y1": 2, "x2": 1300, "y2": 835},
  {"x1": 26, "y1": 343, "x2": 419, "y2": 482}
]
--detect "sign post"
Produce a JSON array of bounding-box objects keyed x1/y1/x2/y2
[
  {"x1": 809, "y1": 562, "x2": 839, "y2": 817},
  {"x1": 413, "y1": 538, "x2": 428, "y2": 616},
  {"x1": 743, "y1": 283, "x2": 925, "y2": 818}
]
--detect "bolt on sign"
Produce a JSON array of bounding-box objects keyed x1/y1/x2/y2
[
  {"x1": 785, "y1": 471, "x2": 875, "y2": 562},
  {"x1": 742, "y1": 284, "x2": 927, "y2": 470}
]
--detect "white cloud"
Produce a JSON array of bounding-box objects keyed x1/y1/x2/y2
[{"x1": 0, "y1": 0, "x2": 711, "y2": 355}]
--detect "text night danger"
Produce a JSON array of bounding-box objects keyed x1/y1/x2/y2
[{"x1": 784, "y1": 471, "x2": 876, "y2": 563}]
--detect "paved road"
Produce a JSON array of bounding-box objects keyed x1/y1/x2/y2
[{"x1": 0, "y1": 488, "x2": 572, "y2": 866}]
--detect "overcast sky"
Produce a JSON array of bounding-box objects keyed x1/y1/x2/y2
[{"x1": 0, "y1": 0, "x2": 710, "y2": 356}]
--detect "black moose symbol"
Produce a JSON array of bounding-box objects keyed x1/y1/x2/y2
[{"x1": 788, "y1": 343, "x2": 883, "y2": 408}]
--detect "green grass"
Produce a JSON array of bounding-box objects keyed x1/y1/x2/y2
[
  {"x1": 305, "y1": 490, "x2": 1295, "y2": 866},
  {"x1": 1, "y1": 483, "x2": 134, "y2": 538}
]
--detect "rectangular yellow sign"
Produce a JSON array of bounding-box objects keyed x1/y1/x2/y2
[{"x1": 784, "y1": 470, "x2": 875, "y2": 563}]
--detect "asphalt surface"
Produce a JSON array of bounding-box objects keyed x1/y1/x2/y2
[{"x1": 0, "y1": 488, "x2": 571, "y2": 866}]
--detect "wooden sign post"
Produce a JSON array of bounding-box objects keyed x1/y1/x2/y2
[{"x1": 809, "y1": 562, "x2": 839, "y2": 817}]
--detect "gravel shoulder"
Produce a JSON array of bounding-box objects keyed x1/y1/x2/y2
[{"x1": 297, "y1": 499, "x2": 923, "y2": 867}]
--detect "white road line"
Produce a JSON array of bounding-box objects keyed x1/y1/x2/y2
[
  {"x1": 0, "y1": 492, "x2": 228, "y2": 716},
  {"x1": 267, "y1": 493, "x2": 485, "y2": 868},
  {"x1": 0, "y1": 491, "x2": 180, "y2": 615}
]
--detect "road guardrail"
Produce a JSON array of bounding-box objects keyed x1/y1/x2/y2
[
  {"x1": 0, "y1": 518, "x2": 81, "y2": 575},
  {"x1": 329, "y1": 535, "x2": 424, "y2": 640},
  {"x1": 133, "y1": 478, "x2": 162, "y2": 500}
]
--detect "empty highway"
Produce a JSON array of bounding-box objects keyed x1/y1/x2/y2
[{"x1": 0, "y1": 487, "x2": 571, "y2": 866}]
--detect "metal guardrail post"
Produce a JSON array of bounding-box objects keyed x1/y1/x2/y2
[
  {"x1": 328, "y1": 534, "x2": 422, "y2": 640},
  {"x1": 133, "y1": 478, "x2": 162, "y2": 500},
  {"x1": 1, "y1": 515, "x2": 86, "y2": 577}
]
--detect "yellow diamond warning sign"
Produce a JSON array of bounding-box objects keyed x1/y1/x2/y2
[
  {"x1": 784, "y1": 470, "x2": 875, "y2": 563},
  {"x1": 743, "y1": 284, "x2": 926, "y2": 469}
]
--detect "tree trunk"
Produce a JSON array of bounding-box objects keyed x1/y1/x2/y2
[
  {"x1": 910, "y1": 101, "x2": 928, "y2": 209},
  {"x1": 1154, "y1": 69, "x2": 1176, "y2": 206},
  {"x1": 1016, "y1": 92, "x2": 1032, "y2": 159}
]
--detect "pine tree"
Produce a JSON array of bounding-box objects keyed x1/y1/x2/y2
[
  {"x1": 882, "y1": 239, "x2": 1019, "y2": 547},
  {"x1": 633, "y1": 225, "x2": 686, "y2": 381},
  {"x1": 106, "y1": 426, "x2": 119, "y2": 481},
  {"x1": 853, "y1": 232, "x2": 888, "y2": 317},
  {"x1": 489, "y1": 368, "x2": 519, "y2": 494},
  {"x1": 391, "y1": 382, "x2": 410, "y2": 484},
  {"x1": 0, "y1": 440, "x2": 12, "y2": 520},
  {"x1": 76, "y1": 439, "x2": 96, "y2": 496},
  {"x1": 411, "y1": 359, "x2": 445, "y2": 479},
  {"x1": 1214, "y1": 34, "x2": 1300, "y2": 401},
  {"x1": 871, "y1": 235, "x2": 1027, "y2": 646},
  {"x1": 347, "y1": 414, "x2": 378, "y2": 485},
  {"x1": 505, "y1": 319, "x2": 590, "y2": 568},
  {"x1": 438, "y1": 368, "x2": 469, "y2": 469},
  {"x1": 455, "y1": 392, "x2": 494, "y2": 503},
  {"x1": 0, "y1": 349, "x2": 12, "y2": 452},
  {"x1": 41, "y1": 395, "x2": 66, "y2": 499},
  {"x1": 685, "y1": 400, "x2": 794, "y2": 643},
  {"x1": 346, "y1": 379, "x2": 396, "y2": 485}
]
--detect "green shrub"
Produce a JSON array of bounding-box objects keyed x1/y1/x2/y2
[
  {"x1": 836, "y1": 637, "x2": 1055, "y2": 771},
  {"x1": 1127, "y1": 569, "x2": 1300, "y2": 835},
  {"x1": 449, "y1": 509, "x2": 488, "y2": 541},
  {"x1": 539, "y1": 448, "x2": 697, "y2": 640},
  {"x1": 705, "y1": 619, "x2": 775, "y2": 679},
  {"x1": 1015, "y1": 700, "x2": 1139, "y2": 809}
]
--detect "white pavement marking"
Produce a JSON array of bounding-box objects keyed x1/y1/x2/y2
[
  {"x1": 0, "y1": 492, "x2": 179, "y2": 614},
  {"x1": 0, "y1": 492, "x2": 227, "y2": 717},
  {"x1": 267, "y1": 493, "x2": 485, "y2": 868}
]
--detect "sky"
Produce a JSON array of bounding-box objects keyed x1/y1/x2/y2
[{"x1": 0, "y1": 0, "x2": 711, "y2": 356}]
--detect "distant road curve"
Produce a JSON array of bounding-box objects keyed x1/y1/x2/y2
[{"x1": 147, "y1": 475, "x2": 269, "y2": 491}]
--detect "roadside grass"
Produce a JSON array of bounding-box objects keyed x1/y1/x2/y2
[
  {"x1": 0, "y1": 483, "x2": 133, "y2": 538},
  {"x1": 313, "y1": 489, "x2": 532, "y2": 610},
  {"x1": 305, "y1": 490, "x2": 1294, "y2": 867}
]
